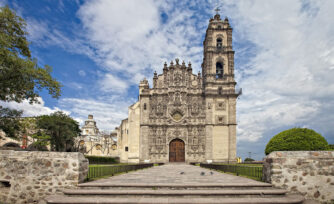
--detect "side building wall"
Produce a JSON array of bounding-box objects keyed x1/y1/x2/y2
[
  {"x1": 127, "y1": 102, "x2": 141, "y2": 163},
  {"x1": 117, "y1": 119, "x2": 129, "y2": 163}
]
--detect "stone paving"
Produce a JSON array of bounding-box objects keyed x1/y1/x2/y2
[
  {"x1": 45, "y1": 163, "x2": 307, "y2": 203},
  {"x1": 87, "y1": 163, "x2": 265, "y2": 185}
]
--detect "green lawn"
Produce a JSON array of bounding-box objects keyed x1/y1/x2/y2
[
  {"x1": 216, "y1": 163, "x2": 263, "y2": 167},
  {"x1": 88, "y1": 163, "x2": 131, "y2": 167}
]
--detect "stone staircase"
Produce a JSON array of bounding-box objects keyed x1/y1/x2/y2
[{"x1": 45, "y1": 183, "x2": 304, "y2": 204}]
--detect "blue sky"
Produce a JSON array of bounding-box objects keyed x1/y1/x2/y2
[{"x1": 1, "y1": 0, "x2": 334, "y2": 160}]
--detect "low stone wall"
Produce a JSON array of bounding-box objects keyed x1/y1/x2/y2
[
  {"x1": 0, "y1": 150, "x2": 88, "y2": 204},
  {"x1": 263, "y1": 151, "x2": 334, "y2": 203}
]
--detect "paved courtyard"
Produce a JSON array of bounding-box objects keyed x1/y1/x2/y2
[
  {"x1": 87, "y1": 163, "x2": 265, "y2": 185},
  {"x1": 46, "y1": 163, "x2": 306, "y2": 203}
]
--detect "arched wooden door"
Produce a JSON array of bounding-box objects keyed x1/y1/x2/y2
[{"x1": 169, "y1": 139, "x2": 185, "y2": 162}]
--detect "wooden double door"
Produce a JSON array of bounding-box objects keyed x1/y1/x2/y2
[{"x1": 169, "y1": 139, "x2": 185, "y2": 162}]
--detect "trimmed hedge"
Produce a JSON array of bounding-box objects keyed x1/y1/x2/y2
[
  {"x1": 265, "y1": 128, "x2": 329, "y2": 155},
  {"x1": 329, "y1": 144, "x2": 334, "y2": 150},
  {"x1": 244, "y1": 158, "x2": 255, "y2": 162},
  {"x1": 85, "y1": 155, "x2": 120, "y2": 164}
]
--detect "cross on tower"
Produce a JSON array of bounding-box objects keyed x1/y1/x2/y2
[{"x1": 215, "y1": 7, "x2": 220, "y2": 14}]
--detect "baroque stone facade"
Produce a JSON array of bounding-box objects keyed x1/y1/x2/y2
[{"x1": 117, "y1": 13, "x2": 241, "y2": 163}]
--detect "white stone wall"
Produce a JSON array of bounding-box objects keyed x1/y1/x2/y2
[
  {"x1": 127, "y1": 102, "x2": 140, "y2": 163},
  {"x1": 263, "y1": 151, "x2": 334, "y2": 203},
  {"x1": 0, "y1": 150, "x2": 88, "y2": 204}
]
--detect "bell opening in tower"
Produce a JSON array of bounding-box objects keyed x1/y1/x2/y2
[
  {"x1": 217, "y1": 38, "x2": 222, "y2": 48},
  {"x1": 216, "y1": 62, "x2": 223, "y2": 79}
]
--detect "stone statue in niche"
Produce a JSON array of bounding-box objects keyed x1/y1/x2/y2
[
  {"x1": 156, "y1": 101, "x2": 163, "y2": 115},
  {"x1": 191, "y1": 102, "x2": 199, "y2": 115},
  {"x1": 174, "y1": 92, "x2": 181, "y2": 106},
  {"x1": 174, "y1": 72, "x2": 181, "y2": 86}
]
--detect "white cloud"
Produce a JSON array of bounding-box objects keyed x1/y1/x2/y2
[
  {"x1": 26, "y1": 18, "x2": 50, "y2": 42},
  {"x1": 0, "y1": 97, "x2": 67, "y2": 117},
  {"x1": 99, "y1": 74, "x2": 129, "y2": 93},
  {"x1": 77, "y1": 0, "x2": 205, "y2": 89},
  {"x1": 219, "y1": 0, "x2": 334, "y2": 142},
  {"x1": 68, "y1": 82, "x2": 83, "y2": 90},
  {"x1": 58, "y1": 98, "x2": 130, "y2": 130},
  {"x1": 78, "y1": 70, "x2": 86, "y2": 77},
  {"x1": 25, "y1": 17, "x2": 96, "y2": 59}
]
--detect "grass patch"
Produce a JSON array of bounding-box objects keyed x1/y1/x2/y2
[
  {"x1": 89, "y1": 163, "x2": 132, "y2": 167},
  {"x1": 216, "y1": 163, "x2": 263, "y2": 167},
  {"x1": 86, "y1": 164, "x2": 154, "y2": 181},
  {"x1": 85, "y1": 170, "x2": 130, "y2": 181}
]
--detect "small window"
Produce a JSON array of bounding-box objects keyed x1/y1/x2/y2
[
  {"x1": 218, "y1": 87, "x2": 222, "y2": 95},
  {"x1": 144, "y1": 103, "x2": 147, "y2": 110},
  {"x1": 127, "y1": 129, "x2": 128, "y2": 134},
  {"x1": 218, "y1": 103, "x2": 223, "y2": 107},
  {"x1": 216, "y1": 62, "x2": 223, "y2": 79},
  {"x1": 125, "y1": 146, "x2": 128, "y2": 152},
  {"x1": 218, "y1": 117, "x2": 223, "y2": 122},
  {"x1": 217, "y1": 38, "x2": 222, "y2": 48},
  {"x1": 217, "y1": 25, "x2": 222, "y2": 29}
]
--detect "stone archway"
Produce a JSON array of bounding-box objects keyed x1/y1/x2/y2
[{"x1": 169, "y1": 139, "x2": 185, "y2": 162}]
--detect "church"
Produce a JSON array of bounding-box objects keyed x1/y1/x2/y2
[{"x1": 116, "y1": 13, "x2": 241, "y2": 164}]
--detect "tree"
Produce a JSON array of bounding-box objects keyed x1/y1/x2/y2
[
  {"x1": 0, "y1": 6, "x2": 61, "y2": 139},
  {"x1": 265, "y1": 128, "x2": 329, "y2": 155},
  {"x1": 35, "y1": 111, "x2": 80, "y2": 152},
  {"x1": 29, "y1": 130, "x2": 50, "y2": 151},
  {"x1": 0, "y1": 106, "x2": 22, "y2": 138},
  {"x1": 0, "y1": 6, "x2": 61, "y2": 103}
]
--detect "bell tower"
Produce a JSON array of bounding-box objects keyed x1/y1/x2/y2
[
  {"x1": 202, "y1": 11, "x2": 235, "y2": 88},
  {"x1": 202, "y1": 11, "x2": 241, "y2": 163}
]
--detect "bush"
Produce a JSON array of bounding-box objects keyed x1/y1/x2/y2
[
  {"x1": 265, "y1": 128, "x2": 329, "y2": 155},
  {"x1": 85, "y1": 155, "x2": 119, "y2": 165},
  {"x1": 329, "y1": 144, "x2": 334, "y2": 150},
  {"x1": 244, "y1": 158, "x2": 255, "y2": 162}
]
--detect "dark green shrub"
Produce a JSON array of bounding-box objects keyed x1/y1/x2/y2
[
  {"x1": 85, "y1": 155, "x2": 120, "y2": 164},
  {"x1": 244, "y1": 157, "x2": 255, "y2": 162},
  {"x1": 265, "y1": 128, "x2": 329, "y2": 155},
  {"x1": 329, "y1": 144, "x2": 334, "y2": 150}
]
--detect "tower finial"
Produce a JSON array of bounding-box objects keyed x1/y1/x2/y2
[{"x1": 215, "y1": 7, "x2": 220, "y2": 14}]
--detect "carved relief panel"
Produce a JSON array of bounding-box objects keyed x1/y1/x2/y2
[{"x1": 216, "y1": 100, "x2": 226, "y2": 111}]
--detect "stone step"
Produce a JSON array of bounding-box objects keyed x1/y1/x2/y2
[
  {"x1": 45, "y1": 194, "x2": 305, "y2": 204},
  {"x1": 63, "y1": 189, "x2": 288, "y2": 197},
  {"x1": 77, "y1": 182, "x2": 273, "y2": 190}
]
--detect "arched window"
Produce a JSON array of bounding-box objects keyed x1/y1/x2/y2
[
  {"x1": 216, "y1": 62, "x2": 223, "y2": 79},
  {"x1": 144, "y1": 103, "x2": 147, "y2": 110},
  {"x1": 217, "y1": 38, "x2": 222, "y2": 48},
  {"x1": 218, "y1": 86, "x2": 222, "y2": 95}
]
